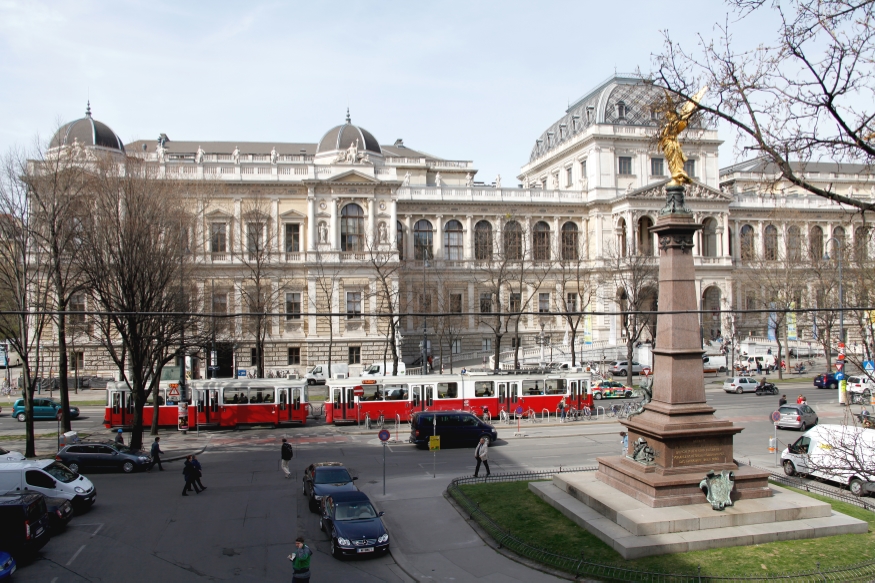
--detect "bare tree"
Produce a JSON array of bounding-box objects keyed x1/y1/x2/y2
[
  {"x1": 78, "y1": 156, "x2": 199, "y2": 450},
  {"x1": 432, "y1": 267, "x2": 466, "y2": 374},
  {"x1": 311, "y1": 248, "x2": 343, "y2": 380},
  {"x1": 0, "y1": 148, "x2": 53, "y2": 457},
  {"x1": 602, "y1": 242, "x2": 659, "y2": 386},
  {"x1": 654, "y1": 0, "x2": 875, "y2": 212},
  {"x1": 808, "y1": 253, "x2": 842, "y2": 373},
  {"x1": 364, "y1": 229, "x2": 403, "y2": 375},
  {"x1": 553, "y1": 224, "x2": 597, "y2": 366}
]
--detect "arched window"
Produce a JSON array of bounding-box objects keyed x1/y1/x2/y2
[
  {"x1": 787, "y1": 225, "x2": 801, "y2": 262},
  {"x1": 701, "y1": 218, "x2": 717, "y2": 257},
  {"x1": 740, "y1": 224, "x2": 755, "y2": 260},
  {"x1": 444, "y1": 220, "x2": 463, "y2": 261},
  {"x1": 855, "y1": 226, "x2": 870, "y2": 262},
  {"x1": 638, "y1": 216, "x2": 654, "y2": 256},
  {"x1": 396, "y1": 220, "x2": 404, "y2": 260},
  {"x1": 503, "y1": 221, "x2": 523, "y2": 260},
  {"x1": 533, "y1": 221, "x2": 551, "y2": 261},
  {"x1": 561, "y1": 222, "x2": 578, "y2": 261},
  {"x1": 617, "y1": 101, "x2": 627, "y2": 119},
  {"x1": 474, "y1": 220, "x2": 493, "y2": 260},
  {"x1": 833, "y1": 226, "x2": 846, "y2": 259},
  {"x1": 764, "y1": 225, "x2": 778, "y2": 260},
  {"x1": 809, "y1": 225, "x2": 823, "y2": 260},
  {"x1": 413, "y1": 219, "x2": 433, "y2": 260},
  {"x1": 340, "y1": 203, "x2": 364, "y2": 252},
  {"x1": 617, "y1": 218, "x2": 627, "y2": 257}
]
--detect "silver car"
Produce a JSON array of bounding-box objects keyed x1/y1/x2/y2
[
  {"x1": 610, "y1": 361, "x2": 644, "y2": 376},
  {"x1": 722, "y1": 376, "x2": 759, "y2": 393},
  {"x1": 775, "y1": 404, "x2": 818, "y2": 431}
]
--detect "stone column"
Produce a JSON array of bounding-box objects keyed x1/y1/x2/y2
[
  {"x1": 390, "y1": 198, "x2": 398, "y2": 253},
  {"x1": 368, "y1": 198, "x2": 377, "y2": 248},
  {"x1": 330, "y1": 198, "x2": 339, "y2": 250},
  {"x1": 307, "y1": 195, "x2": 316, "y2": 252},
  {"x1": 468, "y1": 281, "x2": 476, "y2": 330},
  {"x1": 404, "y1": 215, "x2": 413, "y2": 260},
  {"x1": 434, "y1": 215, "x2": 443, "y2": 260},
  {"x1": 464, "y1": 215, "x2": 473, "y2": 260}
]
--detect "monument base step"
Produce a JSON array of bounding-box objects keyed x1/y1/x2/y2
[{"x1": 530, "y1": 473, "x2": 868, "y2": 559}]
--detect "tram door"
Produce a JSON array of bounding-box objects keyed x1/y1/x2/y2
[
  {"x1": 570, "y1": 380, "x2": 582, "y2": 410},
  {"x1": 277, "y1": 388, "x2": 290, "y2": 423},
  {"x1": 332, "y1": 386, "x2": 357, "y2": 421},
  {"x1": 291, "y1": 386, "x2": 304, "y2": 422},
  {"x1": 410, "y1": 385, "x2": 423, "y2": 411},
  {"x1": 195, "y1": 389, "x2": 219, "y2": 425},
  {"x1": 424, "y1": 384, "x2": 435, "y2": 409}
]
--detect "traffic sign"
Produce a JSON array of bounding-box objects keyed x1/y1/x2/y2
[
  {"x1": 168, "y1": 386, "x2": 180, "y2": 398},
  {"x1": 864, "y1": 360, "x2": 875, "y2": 373},
  {"x1": 237, "y1": 369, "x2": 247, "y2": 378},
  {"x1": 379, "y1": 429, "x2": 390, "y2": 442},
  {"x1": 836, "y1": 372, "x2": 846, "y2": 381},
  {"x1": 429, "y1": 435, "x2": 440, "y2": 451},
  {"x1": 516, "y1": 406, "x2": 524, "y2": 415},
  {"x1": 835, "y1": 361, "x2": 844, "y2": 371},
  {"x1": 353, "y1": 386, "x2": 364, "y2": 397},
  {"x1": 771, "y1": 411, "x2": 782, "y2": 422}
]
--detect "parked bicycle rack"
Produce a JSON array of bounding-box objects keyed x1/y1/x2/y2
[
  {"x1": 393, "y1": 414, "x2": 402, "y2": 443},
  {"x1": 541, "y1": 408, "x2": 550, "y2": 422},
  {"x1": 596, "y1": 406, "x2": 605, "y2": 419}
]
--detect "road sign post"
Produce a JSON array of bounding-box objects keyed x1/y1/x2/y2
[
  {"x1": 771, "y1": 410, "x2": 781, "y2": 466},
  {"x1": 379, "y1": 429, "x2": 390, "y2": 495}
]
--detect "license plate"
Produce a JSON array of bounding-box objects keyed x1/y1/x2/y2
[
  {"x1": 35, "y1": 527, "x2": 44, "y2": 537},
  {"x1": 357, "y1": 547, "x2": 374, "y2": 553}
]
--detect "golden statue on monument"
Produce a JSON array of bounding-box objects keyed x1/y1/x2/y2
[{"x1": 657, "y1": 86, "x2": 708, "y2": 186}]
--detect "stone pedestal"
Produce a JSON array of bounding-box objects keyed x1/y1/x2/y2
[{"x1": 595, "y1": 185, "x2": 770, "y2": 507}]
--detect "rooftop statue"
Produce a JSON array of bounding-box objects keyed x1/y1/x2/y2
[{"x1": 657, "y1": 86, "x2": 707, "y2": 187}]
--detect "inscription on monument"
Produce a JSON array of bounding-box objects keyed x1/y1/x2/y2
[{"x1": 672, "y1": 439, "x2": 726, "y2": 466}]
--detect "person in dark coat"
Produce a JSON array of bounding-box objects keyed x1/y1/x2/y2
[
  {"x1": 115, "y1": 429, "x2": 125, "y2": 446},
  {"x1": 150, "y1": 437, "x2": 164, "y2": 471},
  {"x1": 187, "y1": 454, "x2": 206, "y2": 492},
  {"x1": 182, "y1": 455, "x2": 202, "y2": 496}
]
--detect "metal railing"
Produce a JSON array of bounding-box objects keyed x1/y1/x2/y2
[{"x1": 447, "y1": 467, "x2": 875, "y2": 582}]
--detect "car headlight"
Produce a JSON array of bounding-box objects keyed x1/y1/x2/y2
[
  {"x1": 1, "y1": 557, "x2": 12, "y2": 569},
  {"x1": 336, "y1": 537, "x2": 351, "y2": 546},
  {"x1": 313, "y1": 494, "x2": 323, "y2": 500},
  {"x1": 139, "y1": 456, "x2": 149, "y2": 462},
  {"x1": 378, "y1": 534, "x2": 389, "y2": 543},
  {"x1": 74, "y1": 486, "x2": 85, "y2": 493}
]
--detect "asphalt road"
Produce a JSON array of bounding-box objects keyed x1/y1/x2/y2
[{"x1": 4, "y1": 378, "x2": 860, "y2": 583}]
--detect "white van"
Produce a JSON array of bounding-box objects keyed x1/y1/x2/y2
[
  {"x1": 781, "y1": 424, "x2": 875, "y2": 496},
  {"x1": 0, "y1": 459, "x2": 96, "y2": 507},
  {"x1": 362, "y1": 362, "x2": 406, "y2": 377},
  {"x1": 703, "y1": 355, "x2": 727, "y2": 373},
  {"x1": 737, "y1": 354, "x2": 777, "y2": 371},
  {"x1": 305, "y1": 363, "x2": 349, "y2": 385}
]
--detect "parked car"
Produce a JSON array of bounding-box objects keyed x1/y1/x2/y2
[
  {"x1": 0, "y1": 491, "x2": 51, "y2": 560},
  {"x1": 814, "y1": 373, "x2": 838, "y2": 390},
  {"x1": 409, "y1": 410, "x2": 498, "y2": 449},
  {"x1": 722, "y1": 377, "x2": 759, "y2": 393},
  {"x1": 591, "y1": 380, "x2": 633, "y2": 399},
  {"x1": 0, "y1": 551, "x2": 15, "y2": 580},
  {"x1": 775, "y1": 403, "x2": 819, "y2": 431},
  {"x1": 609, "y1": 361, "x2": 645, "y2": 376},
  {"x1": 0, "y1": 447, "x2": 25, "y2": 462},
  {"x1": 12, "y1": 398, "x2": 79, "y2": 422},
  {"x1": 320, "y1": 491, "x2": 389, "y2": 559},
  {"x1": 42, "y1": 495, "x2": 74, "y2": 533},
  {"x1": 55, "y1": 441, "x2": 151, "y2": 474},
  {"x1": 0, "y1": 460, "x2": 96, "y2": 509},
  {"x1": 302, "y1": 462, "x2": 358, "y2": 513},
  {"x1": 782, "y1": 424, "x2": 875, "y2": 496}
]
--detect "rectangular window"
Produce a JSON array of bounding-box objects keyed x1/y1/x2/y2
[
  {"x1": 70, "y1": 351, "x2": 84, "y2": 371},
  {"x1": 510, "y1": 292, "x2": 521, "y2": 313},
  {"x1": 210, "y1": 223, "x2": 226, "y2": 253},
  {"x1": 482, "y1": 338, "x2": 492, "y2": 352},
  {"x1": 449, "y1": 293, "x2": 462, "y2": 314},
  {"x1": 212, "y1": 292, "x2": 227, "y2": 314},
  {"x1": 684, "y1": 159, "x2": 696, "y2": 177},
  {"x1": 566, "y1": 167, "x2": 573, "y2": 187},
  {"x1": 539, "y1": 293, "x2": 550, "y2": 313},
  {"x1": 246, "y1": 222, "x2": 264, "y2": 254},
  {"x1": 580, "y1": 159, "x2": 587, "y2": 179},
  {"x1": 348, "y1": 346, "x2": 361, "y2": 365},
  {"x1": 479, "y1": 292, "x2": 492, "y2": 314},
  {"x1": 250, "y1": 348, "x2": 258, "y2": 366},
  {"x1": 566, "y1": 292, "x2": 578, "y2": 313},
  {"x1": 346, "y1": 292, "x2": 362, "y2": 319},
  {"x1": 69, "y1": 293, "x2": 86, "y2": 324},
  {"x1": 451, "y1": 339, "x2": 462, "y2": 354},
  {"x1": 745, "y1": 292, "x2": 757, "y2": 311},
  {"x1": 511, "y1": 337, "x2": 520, "y2": 349},
  {"x1": 285, "y1": 292, "x2": 301, "y2": 320},
  {"x1": 285, "y1": 224, "x2": 300, "y2": 253},
  {"x1": 287, "y1": 347, "x2": 301, "y2": 365},
  {"x1": 651, "y1": 158, "x2": 664, "y2": 176},
  {"x1": 618, "y1": 157, "x2": 632, "y2": 176}
]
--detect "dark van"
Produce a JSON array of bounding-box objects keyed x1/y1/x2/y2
[
  {"x1": 409, "y1": 411, "x2": 498, "y2": 449},
  {"x1": 0, "y1": 492, "x2": 51, "y2": 559}
]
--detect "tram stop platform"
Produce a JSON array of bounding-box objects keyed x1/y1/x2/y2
[{"x1": 530, "y1": 471, "x2": 867, "y2": 559}]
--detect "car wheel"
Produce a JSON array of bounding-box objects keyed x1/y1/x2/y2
[
  {"x1": 783, "y1": 460, "x2": 796, "y2": 476},
  {"x1": 624, "y1": 391, "x2": 633, "y2": 398},
  {"x1": 331, "y1": 537, "x2": 342, "y2": 559},
  {"x1": 849, "y1": 478, "x2": 865, "y2": 497},
  {"x1": 319, "y1": 517, "x2": 324, "y2": 532},
  {"x1": 619, "y1": 369, "x2": 627, "y2": 376},
  {"x1": 308, "y1": 498, "x2": 318, "y2": 513},
  {"x1": 68, "y1": 462, "x2": 80, "y2": 474},
  {"x1": 829, "y1": 382, "x2": 837, "y2": 390},
  {"x1": 302, "y1": 482, "x2": 307, "y2": 496},
  {"x1": 593, "y1": 393, "x2": 602, "y2": 400},
  {"x1": 122, "y1": 461, "x2": 135, "y2": 473},
  {"x1": 307, "y1": 379, "x2": 316, "y2": 386},
  {"x1": 800, "y1": 422, "x2": 807, "y2": 432},
  {"x1": 16, "y1": 412, "x2": 25, "y2": 422},
  {"x1": 736, "y1": 387, "x2": 743, "y2": 394}
]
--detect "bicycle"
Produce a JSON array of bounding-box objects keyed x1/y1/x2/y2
[
  {"x1": 582, "y1": 406, "x2": 593, "y2": 421},
  {"x1": 608, "y1": 404, "x2": 619, "y2": 418}
]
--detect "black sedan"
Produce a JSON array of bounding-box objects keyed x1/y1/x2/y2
[
  {"x1": 55, "y1": 441, "x2": 152, "y2": 474},
  {"x1": 302, "y1": 462, "x2": 358, "y2": 512},
  {"x1": 320, "y1": 491, "x2": 389, "y2": 559}
]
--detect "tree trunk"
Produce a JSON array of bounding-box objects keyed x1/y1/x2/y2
[
  {"x1": 23, "y1": 368, "x2": 35, "y2": 458},
  {"x1": 627, "y1": 339, "x2": 635, "y2": 388},
  {"x1": 777, "y1": 339, "x2": 784, "y2": 380},
  {"x1": 57, "y1": 311, "x2": 72, "y2": 433}
]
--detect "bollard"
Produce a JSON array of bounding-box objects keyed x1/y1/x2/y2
[{"x1": 768, "y1": 437, "x2": 776, "y2": 453}]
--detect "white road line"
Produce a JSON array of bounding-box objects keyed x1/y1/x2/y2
[
  {"x1": 51, "y1": 578, "x2": 58, "y2": 583},
  {"x1": 532, "y1": 455, "x2": 560, "y2": 459},
  {"x1": 66, "y1": 545, "x2": 86, "y2": 566},
  {"x1": 90, "y1": 523, "x2": 103, "y2": 537}
]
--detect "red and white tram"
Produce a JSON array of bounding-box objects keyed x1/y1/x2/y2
[
  {"x1": 104, "y1": 378, "x2": 309, "y2": 429},
  {"x1": 325, "y1": 371, "x2": 593, "y2": 425}
]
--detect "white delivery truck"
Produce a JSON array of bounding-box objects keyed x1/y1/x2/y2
[
  {"x1": 304, "y1": 363, "x2": 349, "y2": 385},
  {"x1": 0, "y1": 459, "x2": 97, "y2": 508},
  {"x1": 362, "y1": 362, "x2": 406, "y2": 377},
  {"x1": 781, "y1": 424, "x2": 875, "y2": 496}
]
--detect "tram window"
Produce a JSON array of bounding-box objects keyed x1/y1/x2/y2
[
  {"x1": 437, "y1": 382, "x2": 458, "y2": 399},
  {"x1": 360, "y1": 385, "x2": 383, "y2": 401},
  {"x1": 384, "y1": 384, "x2": 408, "y2": 400},
  {"x1": 522, "y1": 380, "x2": 545, "y2": 395},
  {"x1": 545, "y1": 379, "x2": 565, "y2": 395},
  {"x1": 473, "y1": 382, "x2": 493, "y2": 397},
  {"x1": 224, "y1": 387, "x2": 246, "y2": 404},
  {"x1": 250, "y1": 388, "x2": 275, "y2": 403}
]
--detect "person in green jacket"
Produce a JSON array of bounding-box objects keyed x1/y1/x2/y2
[{"x1": 288, "y1": 536, "x2": 312, "y2": 581}]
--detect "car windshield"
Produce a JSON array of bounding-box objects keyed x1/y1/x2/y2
[
  {"x1": 366, "y1": 365, "x2": 380, "y2": 373},
  {"x1": 44, "y1": 462, "x2": 78, "y2": 483},
  {"x1": 315, "y1": 468, "x2": 352, "y2": 484},
  {"x1": 335, "y1": 501, "x2": 377, "y2": 521}
]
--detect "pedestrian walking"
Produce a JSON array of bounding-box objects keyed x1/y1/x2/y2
[
  {"x1": 756, "y1": 361, "x2": 763, "y2": 375},
  {"x1": 150, "y1": 437, "x2": 164, "y2": 471},
  {"x1": 189, "y1": 455, "x2": 206, "y2": 491},
  {"x1": 288, "y1": 536, "x2": 312, "y2": 581},
  {"x1": 115, "y1": 428, "x2": 124, "y2": 446},
  {"x1": 473, "y1": 436, "x2": 490, "y2": 477},
  {"x1": 779, "y1": 394, "x2": 787, "y2": 407},
  {"x1": 182, "y1": 455, "x2": 202, "y2": 496},
  {"x1": 621, "y1": 431, "x2": 628, "y2": 456},
  {"x1": 281, "y1": 437, "x2": 294, "y2": 478},
  {"x1": 558, "y1": 397, "x2": 567, "y2": 421},
  {"x1": 797, "y1": 394, "x2": 805, "y2": 404}
]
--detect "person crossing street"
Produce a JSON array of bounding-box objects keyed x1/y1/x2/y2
[
  {"x1": 280, "y1": 437, "x2": 293, "y2": 478},
  {"x1": 150, "y1": 437, "x2": 164, "y2": 471},
  {"x1": 474, "y1": 436, "x2": 490, "y2": 478}
]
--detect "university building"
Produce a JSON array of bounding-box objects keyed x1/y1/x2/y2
[{"x1": 42, "y1": 75, "x2": 875, "y2": 377}]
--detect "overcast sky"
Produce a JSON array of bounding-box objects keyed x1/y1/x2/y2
[{"x1": 0, "y1": 1, "x2": 776, "y2": 182}]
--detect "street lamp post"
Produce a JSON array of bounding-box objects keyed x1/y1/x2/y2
[{"x1": 824, "y1": 237, "x2": 845, "y2": 404}]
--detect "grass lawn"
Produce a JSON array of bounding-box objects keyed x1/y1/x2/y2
[{"x1": 457, "y1": 481, "x2": 875, "y2": 578}]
